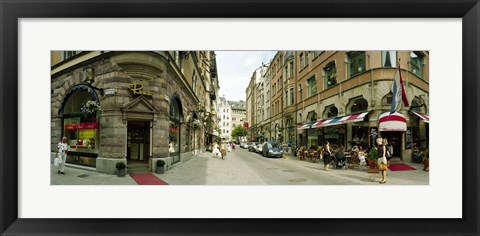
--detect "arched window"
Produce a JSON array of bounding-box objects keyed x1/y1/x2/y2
[
  {"x1": 169, "y1": 94, "x2": 184, "y2": 163},
  {"x1": 410, "y1": 96, "x2": 422, "y2": 113},
  {"x1": 381, "y1": 92, "x2": 393, "y2": 106},
  {"x1": 59, "y1": 84, "x2": 101, "y2": 167},
  {"x1": 323, "y1": 106, "x2": 338, "y2": 119},
  {"x1": 347, "y1": 97, "x2": 369, "y2": 114}
]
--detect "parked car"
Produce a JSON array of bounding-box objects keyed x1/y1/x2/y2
[
  {"x1": 248, "y1": 142, "x2": 257, "y2": 152},
  {"x1": 262, "y1": 141, "x2": 284, "y2": 158},
  {"x1": 254, "y1": 143, "x2": 264, "y2": 154},
  {"x1": 240, "y1": 142, "x2": 248, "y2": 149}
]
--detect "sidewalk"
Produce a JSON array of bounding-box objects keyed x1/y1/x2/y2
[
  {"x1": 282, "y1": 152, "x2": 429, "y2": 185},
  {"x1": 153, "y1": 151, "x2": 268, "y2": 185},
  {"x1": 51, "y1": 163, "x2": 137, "y2": 185}
]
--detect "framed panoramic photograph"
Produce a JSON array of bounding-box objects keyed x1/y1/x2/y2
[{"x1": 1, "y1": 0, "x2": 479, "y2": 235}]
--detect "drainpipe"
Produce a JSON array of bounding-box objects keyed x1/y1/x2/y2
[{"x1": 294, "y1": 52, "x2": 298, "y2": 149}]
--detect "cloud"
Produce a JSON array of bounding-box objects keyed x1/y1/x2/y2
[{"x1": 216, "y1": 51, "x2": 276, "y2": 102}]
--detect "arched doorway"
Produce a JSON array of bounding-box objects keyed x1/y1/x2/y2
[{"x1": 169, "y1": 93, "x2": 184, "y2": 163}]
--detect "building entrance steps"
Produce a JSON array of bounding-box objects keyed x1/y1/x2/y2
[{"x1": 127, "y1": 161, "x2": 150, "y2": 173}]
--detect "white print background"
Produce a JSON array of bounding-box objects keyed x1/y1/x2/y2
[{"x1": 19, "y1": 19, "x2": 461, "y2": 218}]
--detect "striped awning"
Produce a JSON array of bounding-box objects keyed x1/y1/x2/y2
[
  {"x1": 312, "y1": 111, "x2": 370, "y2": 128},
  {"x1": 412, "y1": 111, "x2": 429, "y2": 123},
  {"x1": 378, "y1": 112, "x2": 407, "y2": 131},
  {"x1": 297, "y1": 121, "x2": 315, "y2": 130}
]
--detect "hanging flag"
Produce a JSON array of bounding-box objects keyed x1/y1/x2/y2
[{"x1": 390, "y1": 64, "x2": 409, "y2": 114}]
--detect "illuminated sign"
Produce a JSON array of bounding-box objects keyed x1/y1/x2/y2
[
  {"x1": 65, "y1": 122, "x2": 98, "y2": 130},
  {"x1": 128, "y1": 83, "x2": 153, "y2": 96}
]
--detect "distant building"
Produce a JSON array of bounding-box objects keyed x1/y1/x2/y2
[{"x1": 218, "y1": 96, "x2": 232, "y2": 140}]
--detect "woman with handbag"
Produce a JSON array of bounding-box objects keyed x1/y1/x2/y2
[
  {"x1": 323, "y1": 141, "x2": 332, "y2": 171},
  {"x1": 376, "y1": 138, "x2": 387, "y2": 184}
]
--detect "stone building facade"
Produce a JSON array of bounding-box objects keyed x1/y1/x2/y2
[{"x1": 51, "y1": 51, "x2": 218, "y2": 174}]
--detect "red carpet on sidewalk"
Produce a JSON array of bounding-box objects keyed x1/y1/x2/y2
[
  {"x1": 129, "y1": 173, "x2": 169, "y2": 185},
  {"x1": 388, "y1": 163, "x2": 416, "y2": 171}
]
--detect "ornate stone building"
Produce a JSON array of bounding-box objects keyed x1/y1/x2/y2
[{"x1": 51, "y1": 51, "x2": 219, "y2": 174}]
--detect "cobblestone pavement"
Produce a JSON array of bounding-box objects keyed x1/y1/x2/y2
[{"x1": 51, "y1": 148, "x2": 429, "y2": 185}]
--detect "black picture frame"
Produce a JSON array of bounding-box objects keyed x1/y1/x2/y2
[{"x1": 1, "y1": 0, "x2": 478, "y2": 235}]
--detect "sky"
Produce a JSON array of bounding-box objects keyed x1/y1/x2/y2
[{"x1": 216, "y1": 51, "x2": 277, "y2": 102}]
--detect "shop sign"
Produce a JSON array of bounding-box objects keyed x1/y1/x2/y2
[
  {"x1": 128, "y1": 83, "x2": 153, "y2": 96},
  {"x1": 65, "y1": 122, "x2": 98, "y2": 130},
  {"x1": 370, "y1": 127, "x2": 378, "y2": 147}
]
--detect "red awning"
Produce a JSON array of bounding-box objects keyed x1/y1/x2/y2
[{"x1": 378, "y1": 112, "x2": 407, "y2": 131}]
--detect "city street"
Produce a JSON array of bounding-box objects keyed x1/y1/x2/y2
[
  {"x1": 52, "y1": 148, "x2": 429, "y2": 185},
  {"x1": 159, "y1": 148, "x2": 429, "y2": 185}
]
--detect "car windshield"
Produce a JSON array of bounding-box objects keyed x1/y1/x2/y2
[{"x1": 270, "y1": 142, "x2": 280, "y2": 148}]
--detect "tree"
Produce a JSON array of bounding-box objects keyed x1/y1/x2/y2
[{"x1": 231, "y1": 125, "x2": 247, "y2": 140}]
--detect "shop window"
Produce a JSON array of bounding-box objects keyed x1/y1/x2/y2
[
  {"x1": 60, "y1": 87, "x2": 100, "y2": 168},
  {"x1": 169, "y1": 94, "x2": 183, "y2": 163},
  {"x1": 307, "y1": 76, "x2": 317, "y2": 97},
  {"x1": 381, "y1": 51, "x2": 397, "y2": 67},
  {"x1": 410, "y1": 51, "x2": 424, "y2": 78},
  {"x1": 324, "y1": 60, "x2": 337, "y2": 88},
  {"x1": 347, "y1": 51, "x2": 366, "y2": 77}
]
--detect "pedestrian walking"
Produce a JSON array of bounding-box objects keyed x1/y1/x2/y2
[
  {"x1": 220, "y1": 141, "x2": 227, "y2": 160},
  {"x1": 323, "y1": 141, "x2": 332, "y2": 171},
  {"x1": 377, "y1": 138, "x2": 387, "y2": 184},
  {"x1": 227, "y1": 142, "x2": 232, "y2": 152},
  {"x1": 56, "y1": 136, "x2": 69, "y2": 175},
  {"x1": 212, "y1": 142, "x2": 221, "y2": 158}
]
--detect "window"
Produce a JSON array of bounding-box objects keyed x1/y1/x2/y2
[
  {"x1": 313, "y1": 51, "x2": 319, "y2": 58},
  {"x1": 305, "y1": 52, "x2": 309, "y2": 67},
  {"x1": 324, "y1": 61, "x2": 337, "y2": 88},
  {"x1": 285, "y1": 90, "x2": 288, "y2": 107},
  {"x1": 307, "y1": 76, "x2": 317, "y2": 97},
  {"x1": 349, "y1": 97, "x2": 369, "y2": 114},
  {"x1": 324, "y1": 106, "x2": 338, "y2": 119},
  {"x1": 381, "y1": 51, "x2": 397, "y2": 67},
  {"x1": 290, "y1": 87, "x2": 294, "y2": 105},
  {"x1": 289, "y1": 61, "x2": 294, "y2": 78},
  {"x1": 410, "y1": 51, "x2": 424, "y2": 77},
  {"x1": 300, "y1": 53, "x2": 304, "y2": 69},
  {"x1": 62, "y1": 51, "x2": 79, "y2": 61},
  {"x1": 381, "y1": 93, "x2": 393, "y2": 105},
  {"x1": 347, "y1": 51, "x2": 366, "y2": 77}
]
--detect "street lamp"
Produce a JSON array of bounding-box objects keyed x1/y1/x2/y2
[{"x1": 83, "y1": 66, "x2": 104, "y2": 96}]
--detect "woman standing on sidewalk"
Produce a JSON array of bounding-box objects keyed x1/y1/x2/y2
[
  {"x1": 377, "y1": 138, "x2": 387, "y2": 184},
  {"x1": 323, "y1": 141, "x2": 332, "y2": 171},
  {"x1": 56, "y1": 136, "x2": 69, "y2": 175}
]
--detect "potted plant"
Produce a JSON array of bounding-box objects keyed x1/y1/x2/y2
[
  {"x1": 156, "y1": 159, "x2": 165, "y2": 174},
  {"x1": 116, "y1": 162, "x2": 126, "y2": 177},
  {"x1": 367, "y1": 147, "x2": 378, "y2": 173}
]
